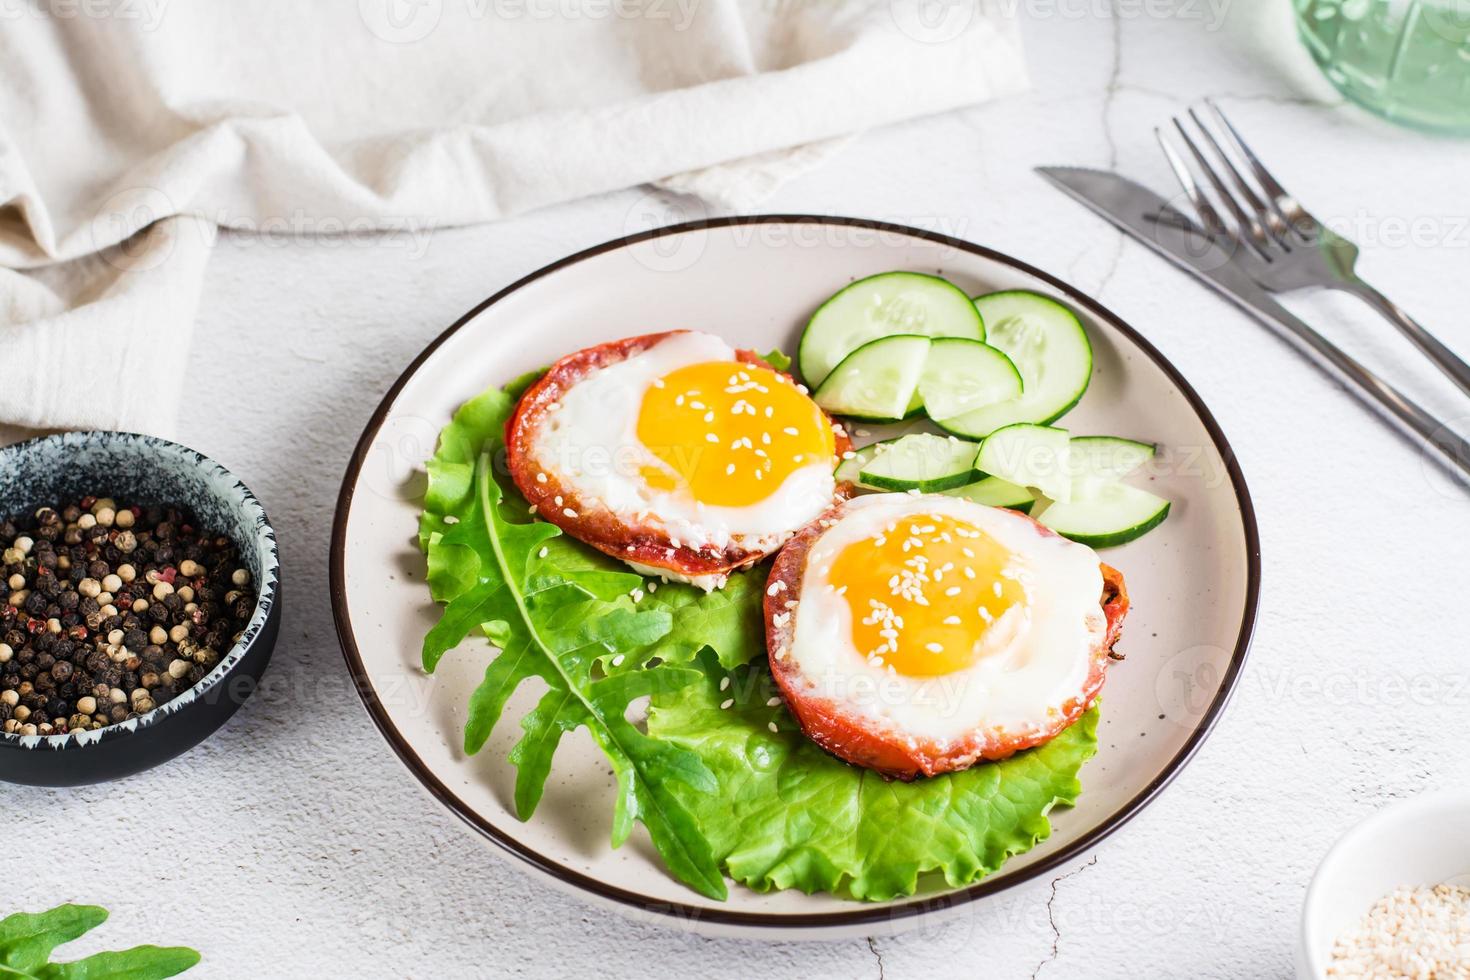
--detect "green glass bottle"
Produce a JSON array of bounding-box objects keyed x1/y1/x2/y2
[{"x1": 1296, "y1": 0, "x2": 1470, "y2": 134}]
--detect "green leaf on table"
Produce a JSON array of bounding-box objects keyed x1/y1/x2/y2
[
  {"x1": 35, "y1": 947, "x2": 201, "y2": 980},
  {"x1": 0, "y1": 905, "x2": 197, "y2": 980},
  {"x1": 0, "y1": 905, "x2": 106, "y2": 974},
  {"x1": 648, "y1": 652, "x2": 1099, "y2": 901}
]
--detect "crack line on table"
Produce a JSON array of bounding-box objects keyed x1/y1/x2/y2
[
  {"x1": 865, "y1": 935, "x2": 885, "y2": 980},
  {"x1": 1031, "y1": 854, "x2": 1098, "y2": 979}
]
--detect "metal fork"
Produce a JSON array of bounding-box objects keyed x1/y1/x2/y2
[{"x1": 1156, "y1": 100, "x2": 1470, "y2": 400}]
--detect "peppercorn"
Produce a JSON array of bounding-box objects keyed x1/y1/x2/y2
[{"x1": 0, "y1": 495, "x2": 256, "y2": 739}]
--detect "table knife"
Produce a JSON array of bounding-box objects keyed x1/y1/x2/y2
[{"x1": 1036, "y1": 165, "x2": 1470, "y2": 483}]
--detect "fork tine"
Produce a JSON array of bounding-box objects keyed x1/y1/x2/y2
[
  {"x1": 1170, "y1": 118, "x2": 1271, "y2": 260},
  {"x1": 1202, "y1": 99, "x2": 1313, "y2": 239},
  {"x1": 1155, "y1": 128, "x2": 1231, "y2": 242},
  {"x1": 1187, "y1": 106, "x2": 1293, "y2": 249}
]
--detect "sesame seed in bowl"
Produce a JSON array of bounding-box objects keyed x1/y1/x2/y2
[{"x1": 1299, "y1": 790, "x2": 1470, "y2": 979}]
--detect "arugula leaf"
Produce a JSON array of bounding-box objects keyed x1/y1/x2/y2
[
  {"x1": 421, "y1": 448, "x2": 728, "y2": 899},
  {"x1": 761, "y1": 348, "x2": 793, "y2": 372},
  {"x1": 648, "y1": 653, "x2": 1099, "y2": 901},
  {"x1": 419, "y1": 383, "x2": 763, "y2": 671},
  {"x1": 0, "y1": 905, "x2": 198, "y2": 980}
]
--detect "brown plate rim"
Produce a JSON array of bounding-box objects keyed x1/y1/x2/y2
[{"x1": 328, "y1": 214, "x2": 1261, "y2": 930}]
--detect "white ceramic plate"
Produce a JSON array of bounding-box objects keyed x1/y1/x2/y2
[{"x1": 331, "y1": 216, "x2": 1260, "y2": 939}]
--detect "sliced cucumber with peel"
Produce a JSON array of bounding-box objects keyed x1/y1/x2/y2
[
  {"x1": 916, "y1": 338, "x2": 1023, "y2": 420},
  {"x1": 813, "y1": 335, "x2": 930, "y2": 421},
  {"x1": 940, "y1": 476, "x2": 1036, "y2": 513},
  {"x1": 858, "y1": 433, "x2": 979, "y2": 492},
  {"x1": 936, "y1": 291, "x2": 1092, "y2": 439},
  {"x1": 1069, "y1": 436, "x2": 1155, "y2": 481},
  {"x1": 975, "y1": 423, "x2": 1072, "y2": 503},
  {"x1": 799, "y1": 272, "x2": 984, "y2": 388},
  {"x1": 1037, "y1": 481, "x2": 1171, "y2": 548},
  {"x1": 834, "y1": 443, "x2": 880, "y2": 486}
]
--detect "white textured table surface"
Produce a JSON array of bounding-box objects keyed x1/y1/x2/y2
[{"x1": 13, "y1": 6, "x2": 1470, "y2": 978}]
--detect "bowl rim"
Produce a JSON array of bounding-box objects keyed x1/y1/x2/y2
[
  {"x1": 329, "y1": 213, "x2": 1262, "y2": 930},
  {"x1": 0, "y1": 429, "x2": 280, "y2": 752},
  {"x1": 1300, "y1": 788, "x2": 1470, "y2": 976}
]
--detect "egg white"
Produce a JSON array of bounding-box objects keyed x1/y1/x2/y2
[
  {"x1": 527, "y1": 331, "x2": 837, "y2": 559},
  {"x1": 782, "y1": 494, "x2": 1107, "y2": 743}
]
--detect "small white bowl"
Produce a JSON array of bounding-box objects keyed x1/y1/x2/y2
[{"x1": 1298, "y1": 789, "x2": 1470, "y2": 978}]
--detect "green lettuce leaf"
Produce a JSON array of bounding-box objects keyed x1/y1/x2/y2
[
  {"x1": 0, "y1": 905, "x2": 198, "y2": 980},
  {"x1": 648, "y1": 652, "x2": 1099, "y2": 901}
]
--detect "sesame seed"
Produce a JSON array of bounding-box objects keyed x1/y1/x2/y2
[
  {"x1": 768, "y1": 722, "x2": 779, "y2": 733},
  {"x1": 766, "y1": 697, "x2": 781, "y2": 707},
  {"x1": 925, "y1": 642, "x2": 944, "y2": 653},
  {"x1": 611, "y1": 654, "x2": 626, "y2": 667},
  {"x1": 563, "y1": 508, "x2": 578, "y2": 518},
  {"x1": 706, "y1": 433, "x2": 719, "y2": 443},
  {"x1": 720, "y1": 699, "x2": 735, "y2": 710},
  {"x1": 537, "y1": 547, "x2": 548, "y2": 558},
  {"x1": 720, "y1": 676, "x2": 730, "y2": 691},
  {"x1": 647, "y1": 581, "x2": 657, "y2": 592},
  {"x1": 783, "y1": 426, "x2": 800, "y2": 436},
  {"x1": 442, "y1": 515, "x2": 459, "y2": 525},
  {"x1": 535, "y1": 472, "x2": 547, "y2": 483}
]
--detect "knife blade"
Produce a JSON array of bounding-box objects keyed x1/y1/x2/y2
[{"x1": 1036, "y1": 165, "x2": 1470, "y2": 482}]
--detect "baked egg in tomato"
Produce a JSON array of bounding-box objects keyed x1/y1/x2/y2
[
  {"x1": 506, "y1": 330, "x2": 850, "y2": 589},
  {"x1": 765, "y1": 493, "x2": 1128, "y2": 779}
]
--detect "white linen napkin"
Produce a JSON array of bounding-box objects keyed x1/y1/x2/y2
[{"x1": 0, "y1": 0, "x2": 1027, "y2": 439}]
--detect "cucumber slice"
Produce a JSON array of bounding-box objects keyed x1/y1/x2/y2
[
  {"x1": 799, "y1": 272, "x2": 984, "y2": 388},
  {"x1": 858, "y1": 433, "x2": 979, "y2": 492},
  {"x1": 1038, "y1": 481, "x2": 1171, "y2": 548},
  {"x1": 917, "y1": 338, "x2": 1023, "y2": 420},
  {"x1": 1070, "y1": 435, "x2": 1155, "y2": 485},
  {"x1": 936, "y1": 291, "x2": 1092, "y2": 439},
  {"x1": 834, "y1": 443, "x2": 880, "y2": 486},
  {"x1": 939, "y1": 476, "x2": 1036, "y2": 513},
  {"x1": 813, "y1": 335, "x2": 930, "y2": 421},
  {"x1": 975, "y1": 423, "x2": 1072, "y2": 503},
  {"x1": 903, "y1": 389, "x2": 926, "y2": 419}
]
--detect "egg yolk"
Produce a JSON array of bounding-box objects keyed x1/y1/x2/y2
[
  {"x1": 636, "y1": 361, "x2": 836, "y2": 508},
  {"x1": 827, "y1": 513, "x2": 1030, "y2": 677}
]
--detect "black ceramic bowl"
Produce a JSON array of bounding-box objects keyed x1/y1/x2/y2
[{"x1": 0, "y1": 431, "x2": 281, "y2": 786}]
